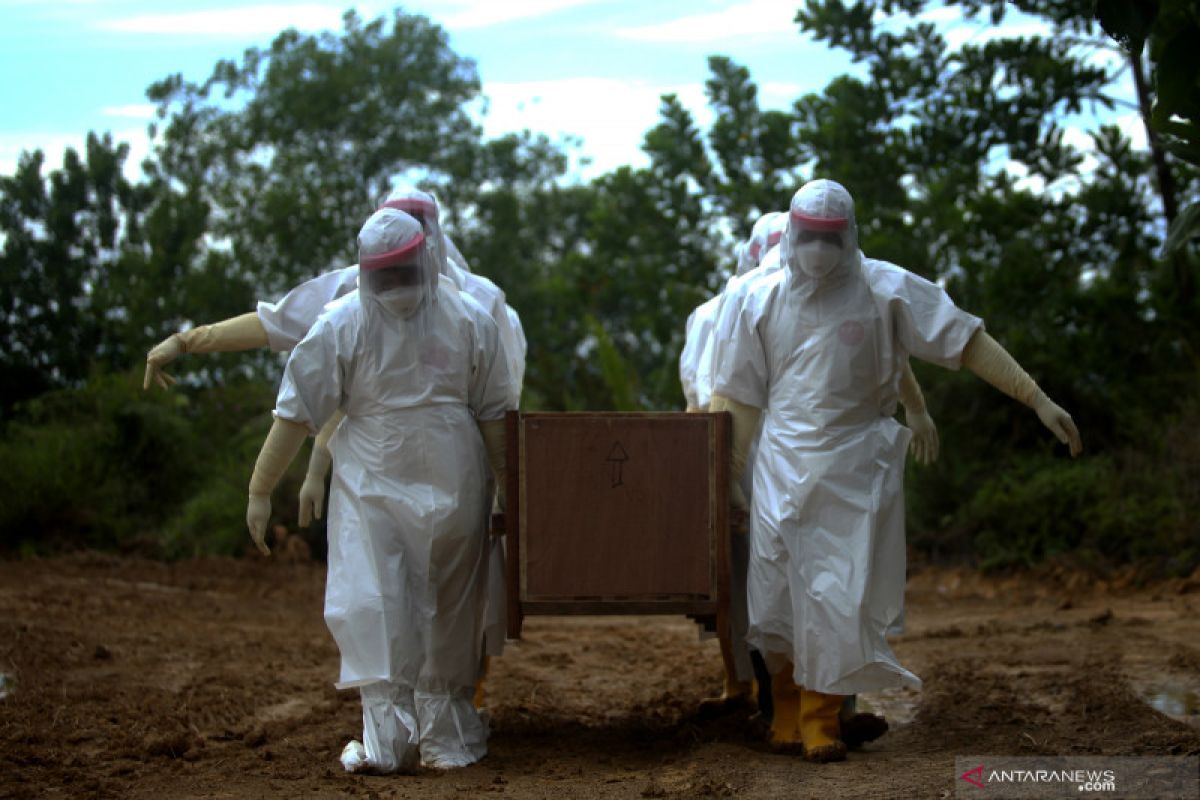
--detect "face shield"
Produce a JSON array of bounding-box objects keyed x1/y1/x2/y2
[
  {"x1": 378, "y1": 187, "x2": 451, "y2": 283},
  {"x1": 358, "y1": 208, "x2": 438, "y2": 321},
  {"x1": 784, "y1": 180, "x2": 858, "y2": 281},
  {"x1": 739, "y1": 211, "x2": 787, "y2": 276}
]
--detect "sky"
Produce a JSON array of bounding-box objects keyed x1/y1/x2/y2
[{"x1": 0, "y1": 0, "x2": 1141, "y2": 185}]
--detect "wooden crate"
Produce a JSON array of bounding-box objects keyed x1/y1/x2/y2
[{"x1": 504, "y1": 411, "x2": 731, "y2": 639}]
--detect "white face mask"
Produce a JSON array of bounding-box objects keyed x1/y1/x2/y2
[
  {"x1": 794, "y1": 241, "x2": 843, "y2": 279},
  {"x1": 376, "y1": 286, "x2": 423, "y2": 318}
]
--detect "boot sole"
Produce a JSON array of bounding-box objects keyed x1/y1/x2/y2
[{"x1": 841, "y1": 712, "x2": 889, "y2": 750}]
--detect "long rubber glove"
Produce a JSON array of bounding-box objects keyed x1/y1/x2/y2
[
  {"x1": 897, "y1": 360, "x2": 939, "y2": 465},
  {"x1": 298, "y1": 409, "x2": 344, "y2": 527},
  {"x1": 961, "y1": 330, "x2": 1083, "y2": 457},
  {"x1": 479, "y1": 418, "x2": 507, "y2": 513},
  {"x1": 710, "y1": 394, "x2": 762, "y2": 510},
  {"x1": 144, "y1": 312, "x2": 270, "y2": 390},
  {"x1": 246, "y1": 417, "x2": 308, "y2": 555}
]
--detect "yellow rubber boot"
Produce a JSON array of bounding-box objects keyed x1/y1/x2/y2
[
  {"x1": 768, "y1": 663, "x2": 803, "y2": 752},
  {"x1": 699, "y1": 637, "x2": 753, "y2": 717},
  {"x1": 473, "y1": 655, "x2": 491, "y2": 709},
  {"x1": 799, "y1": 688, "x2": 848, "y2": 763}
]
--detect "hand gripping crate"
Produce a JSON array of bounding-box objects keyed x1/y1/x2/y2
[{"x1": 501, "y1": 411, "x2": 733, "y2": 641}]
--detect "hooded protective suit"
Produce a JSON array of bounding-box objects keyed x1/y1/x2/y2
[
  {"x1": 376, "y1": 189, "x2": 519, "y2": 656},
  {"x1": 711, "y1": 180, "x2": 982, "y2": 695},
  {"x1": 677, "y1": 211, "x2": 790, "y2": 687},
  {"x1": 381, "y1": 187, "x2": 523, "y2": 407},
  {"x1": 260, "y1": 189, "x2": 519, "y2": 658},
  {"x1": 257, "y1": 187, "x2": 524, "y2": 410},
  {"x1": 680, "y1": 212, "x2": 787, "y2": 413},
  {"x1": 275, "y1": 208, "x2": 513, "y2": 770}
]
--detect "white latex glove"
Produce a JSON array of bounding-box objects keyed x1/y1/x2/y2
[
  {"x1": 710, "y1": 394, "x2": 763, "y2": 512},
  {"x1": 144, "y1": 335, "x2": 184, "y2": 390},
  {"x1": 247, "y1": 416, "x2": 308, "y2": 554},
  {"x1": 1033, "y1": 396, "x2": 1083, "y2": 458},
  {"x1": 144, "y1": 313, "x2": 270, "y2": 391},
  {"x1": 246, "y1": 494, "x2": 272, "y2": 556},
  {"x1": 298, "y1": 445, "x2": 331, "y2": 527},
  {"x1": 906, "y1": 409, "x2": 939, "y2": 465},
  {"x1": 962, "y1": 330, "x2": 1083, "y2": 458},
  {"x1": 897, "y1": 359, "x2": 937, "y2": 465},
  {"x1": 730, "y1": 482, "x2": 749, "y2": 511},
  {"x1": 479, "y1": 418, "x2": 507, "y2": 513}
]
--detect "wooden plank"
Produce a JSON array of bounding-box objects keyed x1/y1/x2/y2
[
  {"x1": 505, "y1": 410, "x2": 523, "y2": 640},
  {"x1": 712, "y1": 411, "x2": 733, "y2": 652},
  {"x1": 519, "y1": 414, "x2": 716, "y2": 602}
]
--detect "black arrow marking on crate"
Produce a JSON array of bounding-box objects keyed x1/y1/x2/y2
[{"x1": 606, "y1": 441, "x2": 629, "y2": 488}]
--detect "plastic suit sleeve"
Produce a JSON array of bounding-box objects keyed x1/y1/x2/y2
[
  {"x1": 710, "y1": 393, "x2": 762, "y2": 510},
  {"x1": 464, "y1": 299, "x2": 515, "y2": 423},
  {"x1": 897, "y1": 360, "x2": 939, "y2": 465},
  {"x1": 246, "y1": 417, "x2": 308, "y2": 554},
  {"x1": 298, "y1": 409, "x2": 344, "y2": 527},
  {"x1": 143, "y1": 312, "x2": 269, "y2": 389},
  {"x1": 256, "y1": 266, "x2": 359, "y2": 352},
  {"x1": 881, "y1": 266, "x2": 983, "y2": 370},
  {"x1": 479, "y1": 419, "x2": 507, "y2": 512},
  {"x1": 678, "y1": 307, "x2": 702, "y2": 411},
  {"x1": 961, "y1": 330, "x2": 1082, "y2": 457},
  {"x1": 709, "y1": 288, "x2": 770, "y2": 410},
  {"x1": 275, "y1": 313, "x2": 347, "y2": 436}
]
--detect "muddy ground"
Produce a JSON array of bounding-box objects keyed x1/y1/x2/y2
[{"x1": 2, "y1": 552, "x2": 1199, "y2": 799}]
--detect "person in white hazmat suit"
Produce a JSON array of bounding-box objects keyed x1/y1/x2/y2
[
  {"x1": 141, "y1": 187, "x2": 521, "y2": 706},
  {"x1": 244, "y1": 208, "x2": 514, "y2": 772},
  {"x1": 682, "y1": 210, "x2": 936, "y2": 750},
  {"x1": 709, "y1": 179, "x2": 1081, "y2": 763}
]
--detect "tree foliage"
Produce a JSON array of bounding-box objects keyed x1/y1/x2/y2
[{"x1": 1, "y1": 3, "x2": 1197, "y2": 570}]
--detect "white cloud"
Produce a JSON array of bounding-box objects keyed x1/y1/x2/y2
[
  {"x1": 758, "y1": 81, "x2": 805, "y2": 106},
  {"x1": 476, "y1": 77, "x2": 710, "y2": 178},
  {"x1": 429, "y1": 0, "x2": 603, "y2": 30},
  {"x1": 97, "y1": 3, "x2": 360, "y2": 36},
  {"x1": 102, "y1": 104, "x2": 157, "y2": 120},
  {"x1": 613, "y1": 0, "x2": 797, "y2": 43}
]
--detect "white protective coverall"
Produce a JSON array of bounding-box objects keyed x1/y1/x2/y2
[
  {"x1": 711, "y1": 180, "x2": 983, "y2": 696},
  {"x1": 375, "y1": 189, "x2": 518, "y2": 658},
  {"x1": 259, "y1": 189, "x2": 519, "y2": 658},
  {"x1": 677, "y1": 212, "x2": 788, "y2": 690},
  {"x1": 276, "y1": 208, "x2": 514, "y2": 770},
  {"x1": 680, "y1": 212, "x2": 787, "y2": 414},
  {"x1": 380, "y1": 188, "x2": 523, "y2": 407}
]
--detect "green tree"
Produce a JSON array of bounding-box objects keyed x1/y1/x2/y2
[
  {"x1": 789, "y1": 0, "x2": 1197, "y2": 567},
  {"x1": 142, "y1": 9, "x2": 484, "y2": 328},
  {"x1": 1096, "y1": 0, "x2": 1200, "y2": 309},
  {"x1": 0, "y1": 134, "x2": 150, "y2": 412}
]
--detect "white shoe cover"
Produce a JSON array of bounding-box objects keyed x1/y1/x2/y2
[
  {"x1": 416, "y1": 690, "x2": 488, "y2": 769},
  {"x1": 360, "y1": 683, "x2": 420, "y2": 773},
  {"x1": 340, "y1": 740, "x2": 369, "y2": 773}
]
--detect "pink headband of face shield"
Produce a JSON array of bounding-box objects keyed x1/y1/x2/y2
[
  {"x1": 359, "y1": 231, "x2": 426, "y2": 271},
  {"x1": 748, "y1": 228, "x2": 783, "y2": 261},
  {"x1": 790, "y1": 210, "x2": 849, "y2": 231},
  {"x1": 380, "y1": 197, "x2": 439, "y2": 220}
]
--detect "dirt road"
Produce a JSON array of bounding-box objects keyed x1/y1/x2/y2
[{"x1": 2, "y1": 553, "x2": 1198, "y2": 799}]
